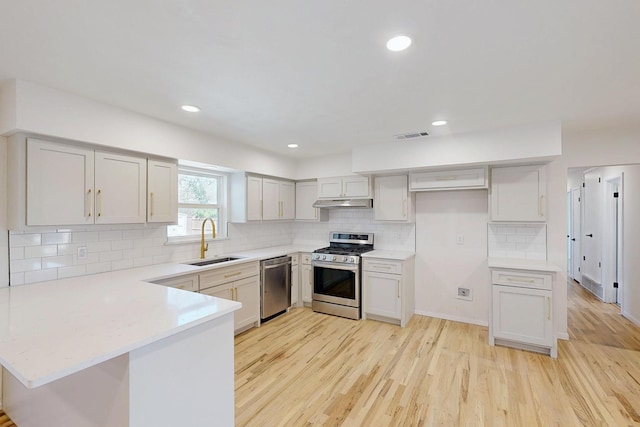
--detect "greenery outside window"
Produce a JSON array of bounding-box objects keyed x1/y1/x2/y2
[{"x1": 167, "y1": 167, "x2": 227, "y2": 242}]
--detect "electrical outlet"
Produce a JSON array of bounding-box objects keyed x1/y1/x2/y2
[
  {"x1": 456, "y1": 235, "x2": 464, "y2": 245},
  {"x1": 457, "y1": 287, "x2": 472, "y2": 301},
  {"x1": 77, "y1": 246, "x2": 88, "y2": 260}
]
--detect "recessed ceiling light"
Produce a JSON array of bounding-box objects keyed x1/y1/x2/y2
[
  {"x1": 287, "y1": 144, "x2": 299, "y2": 148},
  {"x1": 432, "y1": 120, "x2": 448, "y2": 126},
  {"x1": 386, "y1": 35, "x2": 412, "y2": 52},
  {"x1": 181, "y1": 105, "x2": 200, "y2": 112}
]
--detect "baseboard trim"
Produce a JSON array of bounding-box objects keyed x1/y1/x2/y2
[
  {"x1": 414, "y1": 310, "x2": 488, "y2": 327},
  {"x1": 622, "y1": 310, "x2": 640, "y2": 328},
  {"x1": 556, "y1": 332, "x2": 569, "y2": 341}
]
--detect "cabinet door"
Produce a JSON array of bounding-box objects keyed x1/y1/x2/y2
[
  {"x1": 374, "y1": 175, "x2": 408, "y2": 221},
  {"x1": 246, "y1": 176, "x2": 263, "y2": 221},
  {"x1": 201, "y1": 283, "x2": 233, "y2": 300},
  {"x1": 296, "y1": 181, "x2": 318, "y2": 220},
  {"x1": 492, "y1": 285, "x2": 552, "y2": 347},
  {"x1": 262, "y1": 178, "x2": 281, "y2": 220},
  {"x1": 317, "y1": 177, "x2": 343, "y2": 198},
  {"x1": 95, "y1": 151, "x2": 147, "y2": 224},
  {"x1": 26, "y1": 139, "x2": 94, "y2": 226},
  {"x1": 147, "y1": 160, "x2": 178, "y2": 223},
  {"x1": 291, "y1": 263, "x2": 299, "y2": 307},
  {"x1": 280, "y1": 181, "x2": 295, "y2": 220},
  {"x1": 491, "y1": 165, "x2": 547, "y2": 221},
  {"x1": 301, "y1": 263, "x2": 313, "y2": 303},
  {"x1": 342, "y1": 176, "x2": 370, "y2": 197},
  {"x1": 234, "y1": 276, "x2": 260, "y2": 331},
  {"x1": 364, "y1": 271, "x2": 401, "y2": 320}
]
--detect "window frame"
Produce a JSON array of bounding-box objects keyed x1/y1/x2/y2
[{"x1": 167, "y1": 166, "x2": 228, "y2": 244}]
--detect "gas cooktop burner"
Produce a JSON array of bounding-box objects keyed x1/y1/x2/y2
[
  {"x1": 312, "y1": 231, "x2": 375, "y2": 264},
  {"x1": 313, "y1": 246, "x2": 374, "y2": 256}
]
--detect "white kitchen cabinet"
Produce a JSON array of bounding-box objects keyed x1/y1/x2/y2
[
  {"x1": 26, "y1": 138, "x2": 95, "y2": 226},
  {"x1": 246, "y1": 176, "x2": 263, "y2": 221},
  {"x1": 300, "y1": 253, "x2": 313, "y2": 305},
  {"x1": 150, "y1": 274, "x2": 199, "y2": 292},
  {"x1": 489, "y1": 268, "x2": 556, "y2": 358},
  {"x1": 490, "y1": 165, "x2": 547, "y2": 222},
  {"x1": 147, "y1": 159, "x2": 178, "y2": 223},
  {"x1": 290, "y1": 253, "x2": 299, "y2": 307},
  {"x1": 199, "y1": 261, "x2": 261, "y2": 334},
  {"x1": 295, "y1": 181, "x2": 328, "y2": 222},
  {"x1": 362, "y1": 256, "x2": 415, "y2": 327},
  {"x1": 262, "y1": 178, "x2": 295, "y2": 220},
  {"x1": 409, "y1": 167, "x2": 488, "y2": 191},
  {"x1": 230, "y1": 174, "x2": 294, "y2": 222},
  {"x1": 23, "y1": 138, "x2": 147, "y2": 226},
  {"x1": 317, "y1": 176, "x2": 370, "y2": 199},
  {"x1": 374, "y1": 175, "x2": 413, "y2": 222}
]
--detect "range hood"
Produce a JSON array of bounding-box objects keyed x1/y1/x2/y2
[{"x1": 312, "y1": 198, "x2": 373, "y2": 209}]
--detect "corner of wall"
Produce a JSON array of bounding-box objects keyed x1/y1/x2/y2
[{"x1": 0, "y1": 79, "x2": 17, "y2": 136}]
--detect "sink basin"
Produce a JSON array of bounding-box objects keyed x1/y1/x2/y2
[{"x1": 184, "y1": 257, "x2": 244, "y2": 267}]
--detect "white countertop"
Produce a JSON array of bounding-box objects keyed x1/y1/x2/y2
[
  {"x1": 361, "y1": 250, "x2": 416, "y2": 261},
  {"x1": 488, "y1": 257, "x2": 561, "y2": 272}
]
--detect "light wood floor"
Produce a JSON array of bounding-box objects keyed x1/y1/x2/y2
[
  {"x1": 1, "y1": 280, "x2": 639, "y2": 426},
  {"x1": 235, "y1": 280, "x2": 640, "y2": 426}
]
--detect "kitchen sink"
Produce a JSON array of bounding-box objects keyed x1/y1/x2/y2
[{"x1": 184, "y1": 257, "x2": 244, "y2": 267}]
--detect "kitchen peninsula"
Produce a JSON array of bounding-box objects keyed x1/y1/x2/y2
[{"x1": 0, "y1": 263, "x2": 241, "y2": 427}]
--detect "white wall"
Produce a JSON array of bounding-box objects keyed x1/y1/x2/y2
[
  {"x1": 1, "y1": 80, "x2": 297, "y2": 179},
  {"x1": 352, "y1": 121, "x2": 562, "y2": 174},
  {"x1": 414, "y1": 190, "x2": 490, "y2": 326},
  {"x1": 295, "y1": 152, "x2": 355, "y2": 180},
  {"x1": 0, "y1": 137, "x2": 7, "y2": 287}
]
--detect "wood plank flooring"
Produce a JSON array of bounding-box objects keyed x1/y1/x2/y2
[
  {"x1": 235, "y1": 280, "x2": 640, "y2": 426},
  {"x1": 1, "y1": 279, "x2": 638, "y2": 426}
]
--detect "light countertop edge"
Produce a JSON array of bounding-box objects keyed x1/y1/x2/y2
[
  {"x1": 361, "y1": 250, "x2": 416, "y2": 261},
  {"x1": 487, "y1": 257, "x2": 561, "y2": 272}
]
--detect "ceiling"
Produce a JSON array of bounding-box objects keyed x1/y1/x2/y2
[{"x1": 1, "y1": 1, "x2": 639, "y2": 159}]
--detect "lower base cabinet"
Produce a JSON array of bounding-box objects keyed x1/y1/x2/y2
[
  {"x1": 300, "y1": 253, "x2": 312, "y2": 305},
  {"x1": 489, "y1": 268, "x2": 557, "y2": 358},
  {"x1": 362, "y1": 256, "x2": 415, "y2": 327}
]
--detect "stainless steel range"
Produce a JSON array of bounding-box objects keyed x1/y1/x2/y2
[{"x1": 311, "y1": 232, "x2": 374, "y2": 320}]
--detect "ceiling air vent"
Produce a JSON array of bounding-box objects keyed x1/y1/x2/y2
[{"x1": 396, "y1": 131, "x2": 429, "y2": 140}]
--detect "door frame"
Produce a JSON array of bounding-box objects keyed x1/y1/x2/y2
[{"x1": 602, "y1": 174, "x2": 624, "y2": 305}]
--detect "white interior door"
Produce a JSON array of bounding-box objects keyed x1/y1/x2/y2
[
  {"x1": 602, "y1": 176, "x2": 622, "y2": 304},
  {"x1": 570, "y1": 188, "x2": 582, "y2": 282},
  {"x1": 581, "y1": 171, "x2": 602, "y2": 287}
]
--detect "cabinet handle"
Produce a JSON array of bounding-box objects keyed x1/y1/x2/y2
[
  {"x1": 150, "y1": 192, "x2": 154, "y2": 217},
  {"x1": 397, "y1": 280, "x2": 400, "y2": 298},
  {"x1": 373, "y1": 265, "x2": 392, "y2": 270},
  {"x1": 232, "y1": 287, "x2": 237, "y2": 301},
  {"x1": 506, "y1": 277, "x2": 535, "y2": 284},
  {"x1": 539, "y1": 195, "x2": 545, "y2": 217},
  {"x1": 97, "y1": 189, "x2": 102, "y2": 217},
  {"x1": 547, "y1": 297, "x2": 551, "y2": 320},
  {"x1": 436, "y1": 176, "x2": 457, "y2": 181},
  {"x1": 87, "y1": 188, "x2": 93, "y2": 217},
  {"x1": 224, "y1": 271, "x2": 242, "y2": 278}
]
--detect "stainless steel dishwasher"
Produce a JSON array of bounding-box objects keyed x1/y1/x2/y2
[{"x1": 260, "y1": 255, "x2": 292, "y2": 320}]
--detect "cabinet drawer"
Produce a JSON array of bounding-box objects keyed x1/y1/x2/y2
[
  {"x1": 301, "y1": 253, "x2": 311, "y2": 264},
  {"x1": 409, "y1": 167, "x2": 487, "y2": 191},
  {"x1": 290, "y1": 253, "x2": 299, "y2": 265},
  {"x1": 152, "y1": 274, "x2": 199, "y2": 292},
  {"x1": 199, "y1": 261, "x2": 260, "y2": 291},
  {"x1": 491, "y1": 269, "x2": 552, "y2": 290},
  {"x1": 363, "y1": 259, "x2": 402, "y2": 274}
]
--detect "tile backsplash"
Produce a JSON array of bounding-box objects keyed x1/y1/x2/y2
[
  {"x1": 487, "y1": 223, "x2": 547, "y2": 260},
  {"x1": 9, "y1": 208, "x2": 415, "y2": 285}
]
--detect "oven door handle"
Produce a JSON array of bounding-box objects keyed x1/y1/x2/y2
[{"x1": 311, "y1": 261, "x2": 359, "y2": 271}]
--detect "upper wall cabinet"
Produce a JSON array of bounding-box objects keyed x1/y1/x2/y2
[
  {"x1": 230, "y1": 174, "x2": 295, "y2": 222},
  {"x1": 490, "y1": 165, "x2": 547, "y2": 222},
  {"x1": 374, "y1": 175, "x2": 413, "y2": 222},
  {"x1": 409, "y1": 167, "x2": 488, "y2": 192},
  {"x1": 25, "y1": 139, "x2": 147, "y2": 226},
  {"x1": 317, "y1": 176, "x2": 370, "y2": 199},
  {"x1": 295, "y1": 181, "x2": 328, "y2": 222},
  {"x1": 147, "y1": 160, "x2": 178, "y2": 223}
]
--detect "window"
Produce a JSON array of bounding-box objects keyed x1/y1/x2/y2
[{"x1": 167, "y1": 167, "x2": 227, "y2": 241}]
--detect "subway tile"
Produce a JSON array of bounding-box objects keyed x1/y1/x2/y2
[
  {"x1": 134, "y1": 239, "x2": 154, "y2": 249},
  {"x1": 12, "y1": 258, "x2": 42, "y2": 272},
  {"x1": 10, "y1": 234, "x2": 42, "y2": 247},
  {"x1": 111, "y1": 259, "x2": 133, "y2": 271},
  {"x1": 122, "y1": 248, "x2": 145, "y2": 259},
  {"x1": 133, "y1": 257, "x2": 153, "y2": 268},
  {"x1": 58, "y1": 265, "x2": 87, "y2": 279},
  {"x1": 24, "y1": 268, "x2": 57, "y2": 284},
  {"x1": 10, "y1": 272, "x2": 25, "y2": 286},
  {"x1": 25, "y1": 245, "x2": 58, "y2": 259},
  {"x1": 112, "y1": 240, "x2": 134, "y2": 250},
  {"x1": 10, "y1": 247, "x2": 25, "y2": 261},
  {"x1": 42, "y1": 255, "x2": 74, "y2": 269},
  {"x1": 144, "y1": 247, "x2": 163, "y2": 257},
  {"x1": 100, "y1": 251, "x2": 123, "y2": 262},
  {"x1": 87, "y1": 241, "x2": 112, "y2": 253},
  {"x1": 42, "y1": 232, "x2": 71, "y2": 244},
  {"x1": 72, "y1": 231, "x2": 100, "y2": 243},
  {"x1": 99, "y1": 230, "x2": 123, "y2": 241},
  {"x1": 57, "y1": 244, "x2": 81, "y2": 256},
  {"x1": 126, "y1": 229, "x2": 145, "y2": 239},
  {"x1": 86, "y1": 262, "x2": 112, "y2": 275},
  {"x1": 152, "y1": 254, "x2": 171, "y2": 264},
  {"x1": 74, "y1": 252, "x2": 101, "y2": 265}
]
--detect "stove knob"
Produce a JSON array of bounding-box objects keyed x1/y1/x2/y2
[
  {"x1": 322, "y1": 255, "x2": 327, "y2": 260},
  {"x1": 342, "y1": 256, "x2": 348, "y2": 262},
  {"x1": 332, "y1": 256, "x2": 337, "y2": 261},
  {"x1": 350, "y1": 257, "x2": 355, "y2": 263}
]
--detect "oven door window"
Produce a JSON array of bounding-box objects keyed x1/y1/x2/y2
[{"x1": 314, "y1": 266, "x2": 356, "y2": 299}]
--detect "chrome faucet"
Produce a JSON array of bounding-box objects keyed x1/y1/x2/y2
[{"x1": 200, "y1": 218, "x2": 216, "y2": 259}]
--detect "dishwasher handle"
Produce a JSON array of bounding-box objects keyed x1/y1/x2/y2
[{"x1": 262, "y1": 260, "x2": 292, "y2": 270}]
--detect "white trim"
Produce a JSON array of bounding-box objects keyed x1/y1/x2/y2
[
  {"x1": 556, "y1": 332, "x2": 569, "y2": 341},
  {"x1": 413, "y1": 310, "x2": 489, "y2": 327},
  {"x1": 621, "y1": 310, "x2": 640, "y2": 328}
]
